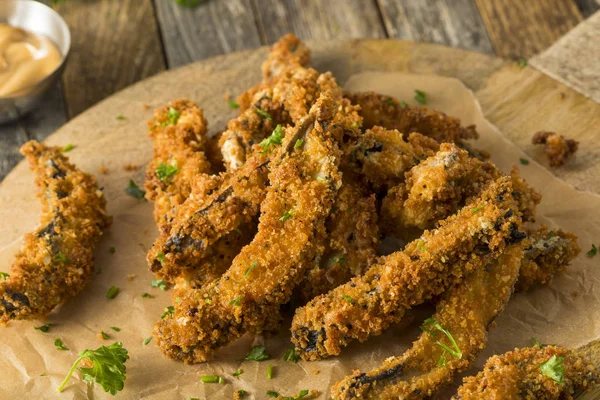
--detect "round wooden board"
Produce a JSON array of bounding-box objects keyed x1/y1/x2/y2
[{"x1": 1, "y1": 40, "x2": 599, "y2": 398}]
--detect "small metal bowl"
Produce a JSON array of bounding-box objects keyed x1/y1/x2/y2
[{"x1": 0, "y1": 0, "x2": 71, "y2": 124}]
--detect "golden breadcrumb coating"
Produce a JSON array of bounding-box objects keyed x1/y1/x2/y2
[
  {"x1": 532, "y1": 131, "x2": 579, "y2": 167},
  {"x1": 454, "y1": 345, "x2": 599, "y2": 399},
  {"x1": 0, "y1": 141, "x2": 111, "y2": 323},
  {"x1": 144, "y1": 99, "x2": 212, "y2": 229},
  {"x1": 291, "y1": 177, "x2": 526, "y2": 361},
  {"x1": 154, "y1": 90, "x2": 359, "y2": 363},
  {"x1": 262, "y1": 33, "x2": 311, "y2": 80},
  {"x1": 332, "y1": 245, "x2": 523, "y2": 399}
]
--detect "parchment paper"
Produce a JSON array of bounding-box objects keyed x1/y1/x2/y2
[{"x1": 1, "y1": 72, "x2": 599, "y2": 399}]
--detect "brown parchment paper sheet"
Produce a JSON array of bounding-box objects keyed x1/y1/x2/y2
[{"x1": 1, "y1": 72, "x2": 599, "y2": 399}]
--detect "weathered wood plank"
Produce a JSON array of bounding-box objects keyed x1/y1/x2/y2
[
  {"x1": 475, "y1": 0, "x2": 583, "y2": 58},
  {"x1": 575, "y1": 0, "x2": 600, "y2": 18},
  {"x1": 376, "y1": 0, "x2": 494, "y2": 54},
  {"x1": 52, "y1": 0, "x2": 166, "y2": 117},
  {"x1": 154, "y1": 0, "x2": 262, "y2": 68},
  {"x1": 252, "y1": 0, "x2": 386, "y2": 43}
]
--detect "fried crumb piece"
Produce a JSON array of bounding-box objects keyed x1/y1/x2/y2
[
  {"x1": 142, "y1": 104, "x2": 150, "y2": 110},
  {"x1": 532, "y1": 131, "x2": 578, "y2": 167},
  {"x1": 98, "y1": 165, "x2": 108, "y2": 175},
  {"x1": 127, "y1": 274, "x2": 136, "y2": 281},
  {"x1": 123, "y1": 164, "x2": 140, "y2": 171},
  {"x1": 97, "y1": 332, "x2": 106, "y2": 340},
  {"x1": 572, "y1": 290, "x2": 579, "y2": 297},
  {"x1": 490, "y1": 321, "x2": 497, "y2": 329},
  {"x1": 312, "y1": 369, "x2": 320, "y2": 375}
]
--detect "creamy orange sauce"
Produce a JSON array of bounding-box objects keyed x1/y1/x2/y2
[{"x1": 0, "y1": 24, "x2": 61, "y2": 97}]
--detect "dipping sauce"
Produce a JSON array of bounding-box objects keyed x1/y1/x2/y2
[{"x1": 0, "y1": 24, "x2": 61, "y2": 97}]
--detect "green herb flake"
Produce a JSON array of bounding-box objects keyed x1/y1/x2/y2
[
  {"x1": 420, "y1": 317, "x2": 462, "y2": 359},
  {"x1": 333, "y1": 255, "x2": 346, "y2": 264},
  {"x1": 414, "y1": 89, "x2": 427, "y2": 105},
  {"x1": 399, "y1": 101, "x2": 409, "y2": 108},
  {"x1": 587, "y1": 244, "x2": 597, "y2": 257},
  {"x1": 341, "y1": 294, "x2": 354, "y2": 304},
  {"x1": 106, "y1": 286, "x2": 120, "y2": 300},
  {"x1": 279, "y1": 209, "x2": 294, "y2": 222},
  {"x1": 125, "y1": 179, "x2": 146, "y2": 199},
  {"x1": 109, "y1": 246, "x2": 116, "y2": 254},
  {"x1": 437, "y1": 351, "x2": 447, "y2": 367},
  {"x1": 57, "y1": 342, "x2": 129, "y2": 395},
  {"x1": 244, "y1": 262, "x2": 258, "y2": 278},
  {"x1": 232, "y1": 368, "x2": 243, "y2": 377},
  {"x1": 256, "y1": 108, "x2": 273, "y2": 121},
  {"x1": 54, "y1": 338, "x2": 69, "y2": 351},
  {"x1": 111, "y1": 327, "x2": 121, "y2": 332},
  {"x1": 172, "y1": 0, "x2": 201, "y2": 8},
  {"x1": 141, "y1": 292, "x2": 155, "y2": 298},
  {"x1": 116, "y1": 115, "x2": 126, "y2": 121},
  {"x1": 384, "y1": 98, "x2": 395, "y2": 106},
  {"x1": 267, "y1": 391, "x2": 279, "y2": 398},
  {"x1": 416, "y1": 239, "x2": 430, "y2": 252},
  {"x1": 316, "y1": 176, "x2": 327, "y2": 182},
  {"x1": 200, "y1": 375, "x2": 221, "y2": 383},
  {"x1": 55, "y1": 252, "x2": 71, "y2": 264},
  {"x1": 472, "y1": 205, "x2": 484, "y2": 214},
  {"x1": 100, "y1": 331, "x2": 110, "y2": 340},
  {"x1": 35, "y1": 323, "x2": 53, "y2": 333},
  {"x1": 228, "y1": 98, "x2": 240, "y2": 109},
  {"x1": 519, "y1": 157, "x2": 530, "y2": 165},
  {"x1": 151, "y1": 279, "x2": 169, "y2": 291},
  {"x1": 282, "y1": 347, "x2": 300, "y2": 363},
  {"x1": 161, "y1": 306, "x2": 175, "y2": 320},
  {"x1": 547, "y1": 231, "x2": 557, "y2": 239},
  {"x1": 61, "y1": 144, "x2": 75, "y2": 152},
  {"x1": 266, "y1": 364, "x2": 274, "y2": 379},
  {"x1": 204, "y1": 298, "x2": 212, "y2": 304},
  {"x1": 166, "y1": 107, "x2": 181, "y2": 125},
  {"x1": 0, "y1": 271, "x2": 8, "y2": 280},
  {"x1": 229, "y1": 295, "x2": 243, "y2": 306},
  {"x1": 539, "y1": 355, "x2": 565, "y2": 384},
  {"x1": 531, "y1": 336, "x2": 547, "y2": 348},
  {"x1": 294, "y1": 139, "x2": 304, "y2": 149},
  {"x1": 518, "y1": 59, "x2": 528, "y2": 68},
  {"x1": 237, "y1": 390, "x2": 246, "y2": 397},
  {"x1": 259, "y1": 124, "x2": 285, "y2": 154},
  {"x1": 244, "y1": 345, "x2": 270, "y2": 361},
  {"x1": 351, "y1": 122, "x2": 359, "y2": 128},
  {"x1": 143, "y1": 336, "x2": 152, "y2": 345},
  {"x1": 156, "y1": 161, "x2": 179, "y2": 181},
  {"x1": 155, "y1": 252, "x2": 166, "y2": 265}
]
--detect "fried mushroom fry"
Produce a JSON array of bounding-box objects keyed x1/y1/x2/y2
[
  {"x1": 144, "y1": 99, "x2": 212, "y2": 229},
  {"x1": 331, "y1": 244, "x2": 524, "y2": 399},
  {"x1": 453, "y1": 345, "x2": 599, "y2": 399},
  {"x1": 291, "y1": 177, "x2": 526, "y2": 361},
  {"x1": 0, "y1": 141, "x2": 111, "y2": 323},
  {"x1": 154, "y1": 90, "x2": 357, "y2": 363},
  {"x1": 532, "y1": 131, "x2": 579, "y2": 167}
]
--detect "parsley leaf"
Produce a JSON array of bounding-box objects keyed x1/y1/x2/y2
[
  {"x1": 232, "y1": 368, "x2": 243, "y2": 377},
  {"x1": 57, "y1": 342, "x2": 129, "y2": 395},
  {"x1": 229, "y1": 295, "x2": 243, "y2": 306},
  {"x1": 520, "y1": 158, "x2": 530, "y2": 165},
  {"x1": 294, "y1": 139, "x2": 304, "y2": 149},
  {"x1": 259, "y1": 125, "x2": 285, "y2": 154},
  {"x1": 151, "y1": 280, "x2": 169, "y2": 291},
  {"x1": 143, "y1": 336, "x2": 152, "y2": 345},
  {"x1": 282, "y1": 347, "x2": 300, "y2": 363},
  {"x1": 141, "y1": 292, "x2": 155, "y2": 298},
  {"x1": 156, "y1": 161, "x2": 179, "y2": 181},
  {"x1": 200, "y1": 375, "x2": 224, "y2": 383},
  {"x1": 279, "y1": 209, "x2": 294, "y2": 222},
  {"x1": 421, "y1": 317, "x2": 462, "y2": 359},
  {"x1": 532, "y1": 336, "x2": 546, "y2": 348},
  {"x1": 266, "y1": 364, "x2": 274, "y2": 379},
  {"x1": 106, "y1": 286, "x2": 120, "y2": 299},
  {"x1": 587, "y1": 244, "x2": 597, "y2": 257},
  {"x1": 472, "y1": 205, "x2": 484, "y2": 214},
  {"x1": 384, "y1": 98, "x2": 395, "y2": 106},
  {"x1": 172, "y1": 0, "x2": 201, "y2": 8},
  {"x1": 100, "y1": 331, "x2": 110, "y2": 340},
  {"x1": 125, "y1": 180, "x2": 146, "y2": 199},
  {"x1": 414, "y1": 90, "x2": 427, "y2": 105},
  {"x1": 55, "y1": 252, "x2": 71, "y2": 264},
  {"x1": 111, "y1": 327, "x2": 121, "y2": 332},
  {"x1": 116, "y1": 115, "x2": 126, "y2": 121},
  {"x1": 35, "y1": 323, "x2": 53, "y2": 333},
  {"x1": 161, "y1": 306, "x2": 175, "y2": 320},
  {"x1": 0, "y1": 271, "x2": 9, "y2": 280},
  {"x1": 237, "y1": 390, "x2": 246, "y2": 397},
  {"x1": 518, "y1": 59, "x2": 528, "y2": 68},
  {"x1": 228, "y1": 99, "x2": 239, "y2": 109},
  {"x1": 540, "y1": 354, "x2": 565, "y2": 384},
  {"x1": 155, "y1": 252, "x2": 166, "y2": 265},
  {"x1": 267, "y1": 391, "x2": 279, "y2": 398},
  {"x1": 109, "y1": 246, "x2": 116, "y2": 254},
  {"x1": 341, "y1": 294, "x2": 354, "y2": 304},
  {"x1": 244, "y1": 262, "x2": 257, "y2": 278},
  {"x1": 256, "y1": 109, "x2": 273, "y2": 120},
  {"x1": 399, "y1": 101, "x2": 409, "y2": 108},
  {"x1": 61, "y1": 144, "x2": 75, "y2": 152},
  {"x1": 166, "y1": 107, "x2": 181, "y2": 125},
  {"x1": 244, "y1": 345, "x2": 270, "y2": 361},
  {"x1": 55, "y1": 338, "x2": 69, "y2": 351}
]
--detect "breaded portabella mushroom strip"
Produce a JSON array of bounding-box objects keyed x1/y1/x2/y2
[
  {"x1": 453, "y1": 345, "x2": 599, "y2": 399},
  {"x1": 381, "y1": 143, "x2": 540, "y2": 233},
  {"x1": 291, "y1": 177, "x2": 526, "y2": 361},
  {"x1": 145, "y1": 99, "x2": 212, "y2": 230},
  {"x1": 332, "y1": 244, "x2": 524, "y2": 399},
  {"x1": 345, "y1": 91, "x2": 478, "y2": 145},
  {"x1": 0, "y1": 141, "x2": 111, "y2": 323},
  {"x1": 154, "y1": 91, "x2": 358, "y2": 363}
]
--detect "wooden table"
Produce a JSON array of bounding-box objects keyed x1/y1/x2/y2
[{"x1": 0, "y1": 0, "x2": 597, "y2": 180}]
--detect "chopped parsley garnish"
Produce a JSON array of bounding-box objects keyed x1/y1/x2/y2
[
  {"x1": 151, "y1": 279, "x2": 169, "y2": 291},
  {"x1": 414, "y1": 89, "x2": 427, "y2": 104},
  {"x1": 55, "y1": 252, "x2": 71, "y2": 264},
  {"x1": 421, "y1": 317, "x2": 462, "y2": 364},
  {"x1": 229, "y1": 296, "x2": 243, "y2": 306},
  {"x1": 532, "y1": 336, "x2": 547, "y2": 348},
  {"x1": 111, "y1": 327, "x2": 121, "y2": 332},
  {"x1": 267, "y1": 391, "x2": 279, "y2": 398},
  {"x1": 57, "y1": 342, "x2": 129, "y2": 395},
  {"x1": 294, "y1": 139, "x2": 304, "y2": 149},
  {"x1": 351, "y1": 122, "x2": 359, "y2": 128},
  {"x1": 341, "y1": 294, "x2": 354, "y2": 304},
  {"x1": 35, "y1": 323, "x2": 53, "y2": 333},
  {"x1": 384, "y1": 98, "x2": 395, "y2": 106},
  {"x1": 437, "y1": 352, "x2": 447, "y2": 366},
  {"x1": 279, "y1": 209, "x2": 294, "y2": 222},
  {"x1": 316, "y1": 176, "x2": 327, "y2": 182},
  {"x1": 141, "y1": 292, "x2": 154, "y2": 298},
  {"x1": 472, "y1": 205, "x2": 484, "y2": 214},
  {"x1": 587, "y1": 244, "x2": 597, "y2": 257},
  {"x1": 518, "y1": 59, "x2": 528, "y2": 68},
  {"x1": 416, "y1": 239, "x2": 429, "y2": 252},
  {"x1": 244, "y1": 345, "x2": 270, "y2": 361},
  {"x1": 547, "y1": 231, "x2": 557, "y2": 239},
  {"x1": 244, "y1": 262, "x2": 258, "y2": 278},
  {"x1": 282, "y1": 347, "x2": 300, "y2": 363},
  {"x1": 54, "y1": 338, "x2": 69, "y2": 351},
  {"x1": 273, "y1": 389, "x2": 310, "y2": 399},
  {"x1": 161, "y1": 306, "x2": 175, "y2": 320},
  {"x1": 0, "y1": 271, "x2": 8, "y2": 280},
  {"x1": 166, "y1": 107, "x2": 181, "y2": 125},
  {"x1": 116, "y1": 114, "x2": 126, "y2": 121},
  {"x1": 204, "y1": 298, "x2": 212, "y2": 304},
  {"x1": 228, "y1": 99, "x2": 240, "y2": 109},
  {"x1": 106, "y1": 286, "x2": 120, "y2": 299},
  {"x1": 399, "y1": 101, "x2": 409, "y2": 108},
  {"x1": 259, "y1": 125, "x2": 285, "y2": 154},
  {"x1": 61, "y1": 144, "x2": 75, "y2": 152},
  {"x1": 232, "y1": 368, "x2": 243, "y2": 377},
  {"x1": 520, "y1": 157, "x2": 530, "y2": 165},
  {"x1": 143, "y1": 336, "x2": 152, "y2": 345},
  {"x1": 267, "y1": 364, "x2": 274, "y2": 379},
  {"x1": 109, "y1": 246, "x2": 116, "y2": 254},
  {"x1": 156, "y1": 252, "x2": 166, "y2": 265},
  {"x1": 540, "y1": 354, "x2": 565, "y2": 384},
  {"x1": 172, "y1": 0, "x2": 201, "y2": 8},
  {"x1": 256, "y1": 109, "x2": 273, "y2": 121},
  {"x1": 100, "y1": 331, "x2": 110, "y2": 340},
  {"x1": 156, "y1": 161, "x2": 179, "y2": 181},
  {"x1": 237, "y1": 390, "x2": 246, "y2": 397},
  {"x1": 125, "y1": 179, "x2": 146, "y2": 199},
  {"x1": 201, "y1": 375, "x2": 224, "y2": 384}
]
